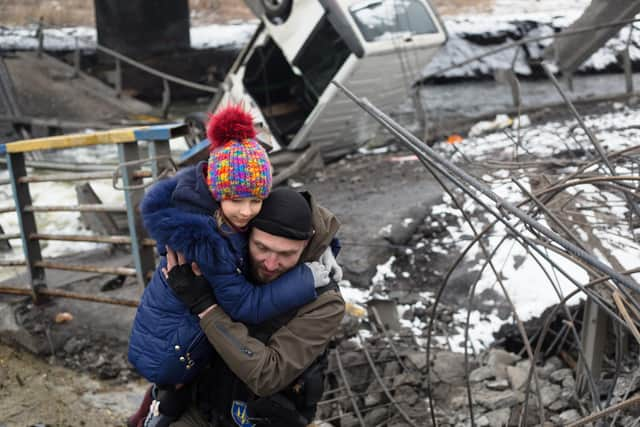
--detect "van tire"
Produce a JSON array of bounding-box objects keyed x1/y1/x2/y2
[{"x1": 261, "y1": 0, "x2": 292, "y2": 24}]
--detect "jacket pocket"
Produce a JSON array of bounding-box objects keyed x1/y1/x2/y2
[
  {"x1": 215, "y1": 322, "x2": 254, "y2": 357},
  {"x1": 156, "y1": 320, "x2": 214, "y2": 385}
]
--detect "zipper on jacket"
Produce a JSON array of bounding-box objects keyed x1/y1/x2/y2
[{"x1": 215, "y1": 322, "x2": 254, "y2": 356}]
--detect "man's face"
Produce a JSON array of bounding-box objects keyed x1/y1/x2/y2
[{"x1": 248, "y1": 228, "x2": 307, "y2": 283}]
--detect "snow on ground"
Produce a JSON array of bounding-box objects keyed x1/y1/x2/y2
[
  {"x1": 412, "y1": 105, "x2": 640, "y2": 350},
  {"x1": 0, "y1": 22, "x2": 258, "y2": 51},
  {"x1": 491, "y1": 0, "x2": 589, "y2": 16}
]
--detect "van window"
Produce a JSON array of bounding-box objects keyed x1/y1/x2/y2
[
  {"x1": 349, "y1": 0, "x2": 438, "y2": 42},
  {"x1": 294, "y1": 18, "x2": 351, "y2": 98}
]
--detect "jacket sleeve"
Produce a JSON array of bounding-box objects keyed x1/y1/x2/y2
[
  {"x1": 199, "y1": 290, "x2": 345, "y2": 397},
  {"x1": 207, "y1": 263, "x2": 317, "y2": 325},
  {"x1": 191, "y1": 243, "x2": 317, "y2": 325}
]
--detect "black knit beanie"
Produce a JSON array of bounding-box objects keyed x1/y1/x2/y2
[{"x1": 251, "y1": 187, "x2": 313, "y2": 240}]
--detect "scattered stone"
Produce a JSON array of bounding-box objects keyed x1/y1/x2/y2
[
  {"x1": 557, "y1": 409, "x2": 581, "y2": 424},
  {"x1": 62, "y1": 336, "x2": 87, "y2": 354},
  {"x1": 549, "y1": 368, "x2": 572, "y2": 384},
  {"x1": 506, "y1": 366, "x2": 529, "y2": 391},
  {"x1": 404, "y1": 351, "x2": 427, "y2": 371},
  {"x1": 562, "y1": 375, "x2": 576, "y2": 390},
  {"x1": 487, "y1": 348, "x2": 521, "y2": 368},
  {"x1": 470, "y1": 366, "x2": 495, "y2": 383},
  {"x1": 486, "y1": 379, "x2": 510, "y2": 391},
  {"x1": 476, "y1": 414, "x2": 490, "y2": 426},
  {"x1": 393, "y1": 373, "x2": 420, "y2": 388},
  {"x1": 384, "y1": 361, "x2": 402, "y2": 378},
  {"x1": 548, "y1": 397, "x2": 569, "y2": 412},
  {"x1": 483, "y1": 407, "x2": 510, "y2": 426},
  {"x1": 540, "y1": 384, "x2": 562, "y2": 408},
  {"x1": 364, "y1": 382, "x2": 383, "y2": 407},
  {"x1": 395, "y1": 385, "x2": 419, "y2": 406},
  {"x1": 474, "y1": 389, "x2": 519, "y2": 410},
  {"x1": 538, "y1": 356, "x2": 564, "y2": 379},
  {"x1": 339, "y1": 414, "x2": 360, "y2": 427},
  {"x1": 364, "y1": 407, "x2": 388, "y2": 425},
  {"x1": 432, "y1": 351, "x2": 467, "y2": 386}
]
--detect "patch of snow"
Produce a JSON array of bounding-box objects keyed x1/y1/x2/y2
[{"x1": 372, "y1": 256, "x2": 397, "y2": 286}]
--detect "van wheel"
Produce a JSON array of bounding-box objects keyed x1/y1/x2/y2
[
  {"x1": 262, "y1": 0, "x2": 292, "y2": 24},
  {"x1": 184, "y1": 112, "x2": 208, "y2": 148}
]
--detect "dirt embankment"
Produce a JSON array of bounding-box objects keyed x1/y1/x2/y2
[
  {"x1": 2, "y1": 0, "x2": 494, "y2": 27},
  {"x1": 0, "y1": 342, "x2": 147, "y2": 426}
]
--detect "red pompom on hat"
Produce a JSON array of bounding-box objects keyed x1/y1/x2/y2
[
  {"x1": 206, "y1": 104, "x2": 257, "y2": 150},
  {"x1": 205, "y1": 104, "x2": 272, "y2": 201}
]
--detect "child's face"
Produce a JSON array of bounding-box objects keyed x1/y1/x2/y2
[{"x1": 220, "y1": 198, "x2": 263, "y2": 228}]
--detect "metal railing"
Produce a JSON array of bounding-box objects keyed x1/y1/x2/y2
[
  {"x1": 0, "y1": 123, "x2": 187, "y2": 306},
  {"x1": 33, "y1": 26, "x2": 219, "y2": 119}
]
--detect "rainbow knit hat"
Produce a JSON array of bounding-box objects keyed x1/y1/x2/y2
[{"x1": 206, "y1": 105, "x2": 272, "y2": 201}]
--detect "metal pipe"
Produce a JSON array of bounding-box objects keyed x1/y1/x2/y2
[
  {"x1": 0, "y1": 259, "x2": 26, "y2": 266},
  {"x1": 30, "y1": 233, "x2": 131, "y2": 244},
  {"x1": 18, "y1": 170, "x2": 151, "y2": 183},
  {"x1": 29, "y1": 233, "x2": 156, "y2": 246},
  {"x1": 24, "y1": 204, "x2": 126, "y2": 213},
  {"x1": 95, "y1": 44, "x2": 218, "y2": 94},
  {"x1": 0, "y1": 286, "x2": 139, "y2": 307},
  {"x1": 0, "y1": 233, "x2": 20, "y2": 241},
  {"x1": 33, "y1": 261, "x2": 136, "y2": 276},
  {"x1": 334, "y1": 347, "x2": 366, "y2": 427}
]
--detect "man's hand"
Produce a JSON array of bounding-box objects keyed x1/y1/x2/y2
[
  {"x1": 163, "y1": 246, "x2": 217, "y2": 316},
  {"x1": 304, "y1": 261, "x2": 330, "y2": 288},
  {"x1": 318, "y1": 246, "x2": 343, "y2": 282}
]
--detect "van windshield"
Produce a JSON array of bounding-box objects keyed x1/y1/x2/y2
[{"x1": 349, "y1": 0, "x2": 438, "y2": 42}]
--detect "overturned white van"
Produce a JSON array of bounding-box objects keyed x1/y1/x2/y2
[{"x1": 202, "y1": 0, "x2": 447, "y2": 159}]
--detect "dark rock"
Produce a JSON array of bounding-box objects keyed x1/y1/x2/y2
[
  {"x1": 404, "y1": 351, "x2": 427, "y2": 371},
  {"x1": 483, "y1": 407, "x2": 510, "y2": 426},
  {"x1": 486, "y1": 379, "x2": 510, "y2": 391},
  {"x1": 506, "y1": 366, "x2": 528, "y2": 391},
  {"x1": 62, "y1": 336, "x2": 87, "y2": 354},
  {"x1": 540, "y1": 384, "x2": 562, "y2": 408},
  {"x1": 364, "y1": 407, "x2": 389, "y2": 425},
  {"x1": 474, "y1": 389, "x2": 520, "y2": 410},
  {"x1": 432, "y1": 351, "x2": 467, "y2": 386},
  {"x1": 394, "y1": 385, "x2": 419, "y2": 406},
  {"x1": 549, "y1": 368, "x2": 572, "y2": 384},
  {"x1": 470, "y1": 366, "x2": 495, "y2": 383}
]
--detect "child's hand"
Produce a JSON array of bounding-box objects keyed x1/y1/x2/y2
[
  {"x1": 162, "y1": 246, "x2": 202, "y2": 278},
  {"x1": 163, "y1": 245, "x2": 216, "y2": 316}
]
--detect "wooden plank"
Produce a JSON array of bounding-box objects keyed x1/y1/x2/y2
[{"x1": 5, "y1": 127, "x2": 139, "y2": 153}]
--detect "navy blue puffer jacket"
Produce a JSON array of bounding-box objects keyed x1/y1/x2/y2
[{"x1": 128, "y1": 163, "x2": 316, "y2": 385}]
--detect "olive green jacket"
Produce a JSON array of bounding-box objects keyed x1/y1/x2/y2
[{"x1": 199, "y1": 194, "x2": 344, "y2": 397}]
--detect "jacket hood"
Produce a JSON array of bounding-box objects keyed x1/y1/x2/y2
[
  {"x1": 140, "y1": 162, "x2": 221, "y2": 254},
  {"x1": 300, "y1": 191, "x2": 340, "y2": 262}
]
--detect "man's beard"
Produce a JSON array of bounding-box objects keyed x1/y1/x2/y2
[{"x1": 249, "y1": 258, "x2": 283, "y2": 285}]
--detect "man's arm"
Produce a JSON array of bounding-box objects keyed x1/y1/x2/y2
[{"x1": 199, "y1": 289, "x2": 345, "y2": 397}]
